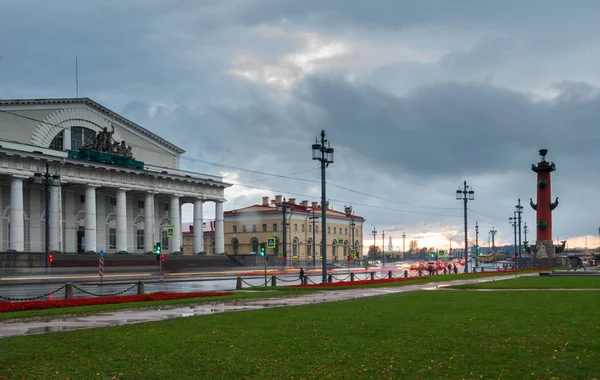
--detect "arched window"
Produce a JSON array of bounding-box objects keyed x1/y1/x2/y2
[
  {"x1": 293, "y1": 238, "x2": 298, "y2": 256},
  {"x1": 71, "y1": 127, "x2": 96, "y2": 150},
  {"x1": 49, "y1": 130, "x2": 65, "y2": 151},
  {"x1": 232, "y1": 238, "x2": 239, "y2": 255},
  {"x1": 271, "y1": 238, "x2": 279, "y2": 255},
  {"x1": 332, "y1": 240, "x2": 337, "y2": 258},
  {"x1": 161, "y1": 230, "x2": 169, "y2": 250},
  {"x1": 251, "y1": 238, "x2": 259, "y2": 254},
  {"x1": 343, "y1": 240, "x2": 348, "y2": 257},
  {"x1": 136, "y1": 230, "x2": 144, "y2": 250},
  {"x1": 307, "y1": 239, "x2": 313, "y2": 258},
  {"x1": 355, "y1": 240, "x2": 361, "y2": 254}
]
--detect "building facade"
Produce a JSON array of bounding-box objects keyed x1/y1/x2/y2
[
  {"x1": 222, "y1": 195, "x2": 365, "y2": 262},
  {"x1": 0, "y1": 98, "x2": 230, "y2": 254}
]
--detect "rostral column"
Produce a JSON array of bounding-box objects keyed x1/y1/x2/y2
[{"x1": 529, "y1": 149, "x2": 559, "y2": 258}]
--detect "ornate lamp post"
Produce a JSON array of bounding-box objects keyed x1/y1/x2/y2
[
  {"x1": 309, "y1": 209, "x2": 318, "y2": 268},
  {"x1": 350, "y1": 218, "x2": 356, "y2": 266},
  {"x1": 456, "y1": 181, "x2": 474, "y2": 273},
  {"x1": 312, "y1": 130, "x2": 334, "y2": 283},
  {"x1": 34, "y1": 162, "x2": 61, "y2": 269}
]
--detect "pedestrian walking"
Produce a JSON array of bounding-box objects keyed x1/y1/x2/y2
[{"x1": 299, "y1": 268, "x2": 305, "y2": 283}]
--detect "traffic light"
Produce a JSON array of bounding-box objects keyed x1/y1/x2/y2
[
  {"x1": 156, "y1": 242, "x2": 161, "y2": 254},
  {"x1": 430, "y1": 253, "x2": 435, "y2": 259},
  {"x1": 161, "y1": 254, "x2": 165, "y2": 262},
  {"x1": 260, "y1": 245, "x2": 266, "y2": 256},
  {"x1": 49, "y1": 253, "x2": 54, "y2": 264},
  {"x1": 476, "y1": 245, "x2": 481, "y2": 255}
]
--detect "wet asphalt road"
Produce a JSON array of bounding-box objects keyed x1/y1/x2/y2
[{"x1": 0, "y1": 262, "x2": 506, "y2": 301}]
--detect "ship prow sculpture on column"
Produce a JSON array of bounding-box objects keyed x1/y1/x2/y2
[
  {"x1": 67, "y1": 125, "x2": 144, "y2": 169},
  {"x1": 524, "y1": 149, "x2": 565, "y2": 260}
]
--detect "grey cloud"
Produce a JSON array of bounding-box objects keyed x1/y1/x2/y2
[{"x1": 234, "y1": 0, "x2": 600, "y2": 35}]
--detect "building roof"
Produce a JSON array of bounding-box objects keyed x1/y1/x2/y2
[
  {"x1": 0, "y1": 97, "x2": 185, "y2": 154},
  {"x1": 225, "y1": 196, "x2": 366, "y2": 221}
]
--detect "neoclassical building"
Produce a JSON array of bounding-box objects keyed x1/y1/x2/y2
[
  {"x1": 0, "y1": 98, "x2": 230, "y2": 254},
  {"x1": 222, "y1": 195, "x2": 365, "y2": 262}
]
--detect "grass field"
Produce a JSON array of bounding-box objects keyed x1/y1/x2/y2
[
  {"x1": 450, "y1": 275, "x2": 600, "y2": 289},
  {"x1": 1, "y1": 290, "x2": 597, "y2": 379}
]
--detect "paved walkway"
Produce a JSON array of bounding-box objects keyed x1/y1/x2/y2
[{"x1": 0, "y1": 273, "x2": 551, "y2": 339}]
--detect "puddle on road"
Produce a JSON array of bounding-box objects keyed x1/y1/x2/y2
[{"x1": 25, "y1": 325, "x2": 83, "y2": 335}]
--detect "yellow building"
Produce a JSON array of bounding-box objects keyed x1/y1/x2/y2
[{"x1": 222, "y1": 195, "x2": 365, "y2": 263}]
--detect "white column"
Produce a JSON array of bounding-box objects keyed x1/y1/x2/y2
[
  {"x1": 0, "y1": 186, "x2": 3, "y2": 250},
  {"x1": 116, "y1": 188, "x2": 128, "y2": 253},
  {"x1": 144, "y1": 193, "x2": 154, "y2": 253},
  {"x1": 169, "y1": 195, "x2": 181, "y2": 253},
  {"x1": 85, "y1": 186, "x2": 97, "y2": 253},
  {"x1": 96, "y1": 193, "x2": 106, "y2": 252},
  {"x1": 126, "y1": 196, "x2": 134, "y2": 253},
  {"x1": 49, "y1": 183, "x2": 61, "y2": 252},
  {"x1": 193, "y1": 199, "x2": 204, "y2": 254},
  {"x1": 9, "y1": 177, "x2": 25, "y2": 251},
  {"x1": 29, "y1": 186, "x2": 42, "y2": 252},
  {"x1": 64, "y1": 190, "x2": 76, "y2": 253},
  {"x1": 215, "y1": 201, "x2": 224, "y2": 254}
]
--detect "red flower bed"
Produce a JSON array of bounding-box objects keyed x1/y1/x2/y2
[
  {"x1": 291, "y1": 276, "x2": 428, "y2": 288},
  {"x1": 0, "y1": 291, "x2": 233, "y2": 313}
]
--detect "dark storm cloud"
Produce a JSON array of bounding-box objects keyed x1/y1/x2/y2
[
  {"x1": 293, "y1": 77, "x2": 600, "y2": 180},
  {"x1": 235, "y1": 0, "x2": 600, "y2": 37}
]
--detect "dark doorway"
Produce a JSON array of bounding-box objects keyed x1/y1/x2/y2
[{"x1": 77, "y1": 228, "x2": 85, "y2": 254}]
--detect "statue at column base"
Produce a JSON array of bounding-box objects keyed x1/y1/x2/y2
[{"x1": 536, "y1": 241, "x2": 548, "y2": 259}]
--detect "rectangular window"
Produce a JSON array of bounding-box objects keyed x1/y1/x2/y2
[
  {"x1": 232, "y1": 225, "x2": 237, "y2": 233},
  {"x1": 242, "y1": 225, "x2": 247, "y2": 233},
  {"x1": 334, "y1": 227, "x2": 337, "y2": 234},
  {"x1": 273, "y1": 223, "x2": 277, "y2": 232},
  {"x1": 345, "y1": 228, "x2": 348, "y2": 235},
  {"x1": 252, "y1": 224, "x2": 257, "y2": 232},
  {"x1": 328, "y1": 227, "x2": 331, "y2": 234},
  {"x1": 309, "y1": 225, "x2": 312, "y2": 232},
  {"x1": 301, "y1": 225, "x2": 305, "y2": 232},
  {"x1": 138, "y1": 200, "x2": 144, "y2": 208},
  {"x1": 316, "y1": 226, "x2": 319, "y2": 233},
  {"x1": 294, "y1": 224, "x2": 297, "y2": 232},
  {"x1": 109, "y1": 228, "x2": 116, "y2": 249},
  {"x1": 262, "y1": 224, "x2": 267, "y2": 232}
]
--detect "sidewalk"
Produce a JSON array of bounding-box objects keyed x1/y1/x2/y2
[{"x1": 0, "y1": 273, "x2": 536, "y2": 338}]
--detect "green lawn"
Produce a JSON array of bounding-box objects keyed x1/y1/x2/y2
[
  {"x1": 450, "y1": 275, "x2": 600, "y2": 289},
  {"x1": 1, "y1": 290, "x2": 597, "y2": 379}
]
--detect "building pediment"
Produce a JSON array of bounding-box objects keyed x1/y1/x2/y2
[{"x1": 0, "y1": 98, "x2": 185, "y2": 169}]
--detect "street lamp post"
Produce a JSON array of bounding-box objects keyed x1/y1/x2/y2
[
  {"x1": 371, "y1": 227, "x2": 377, "y2": 266},
  {"x1": 312, "y1": 130, "x2": 334, "y2": 283},
  {"x1": 382, "y1": 230, "x2": 385, "y2": 267},
  {"x1": 456, "y1": 180, "x2": 475, "y2": 273},
  {"x1": 402, "y1": 232, "x2": 406, "y2": 260},
  {"x1": 350, "y1": 218, "x2": 355, "y2": 266},
  {"x1": 510, "y1": 212, "x2": 518, "y2": 258},
  {"x1": 475, "y1": 222, "x2": 479, "y2": 268},
  {"x1": 310, "y1": 208, "x2": 318, "y2": 268},
  {"x1": 34, "y1": 162, "x2": 61, "y2": 269},
  {"x1": 516, "y1": 198, "x2": 523, "y2": 268},
  {"x1": 277, "y1": 199, "x2": 291, "y2": 268}
]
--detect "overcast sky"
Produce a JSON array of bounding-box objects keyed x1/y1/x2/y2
[{"x1": 2, "y1": 0, "x2": 600, "y2": 250}]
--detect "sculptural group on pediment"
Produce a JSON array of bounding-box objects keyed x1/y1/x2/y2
[{"x1": 81, "y1": 125, "x2": 133, "y2": 158}]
